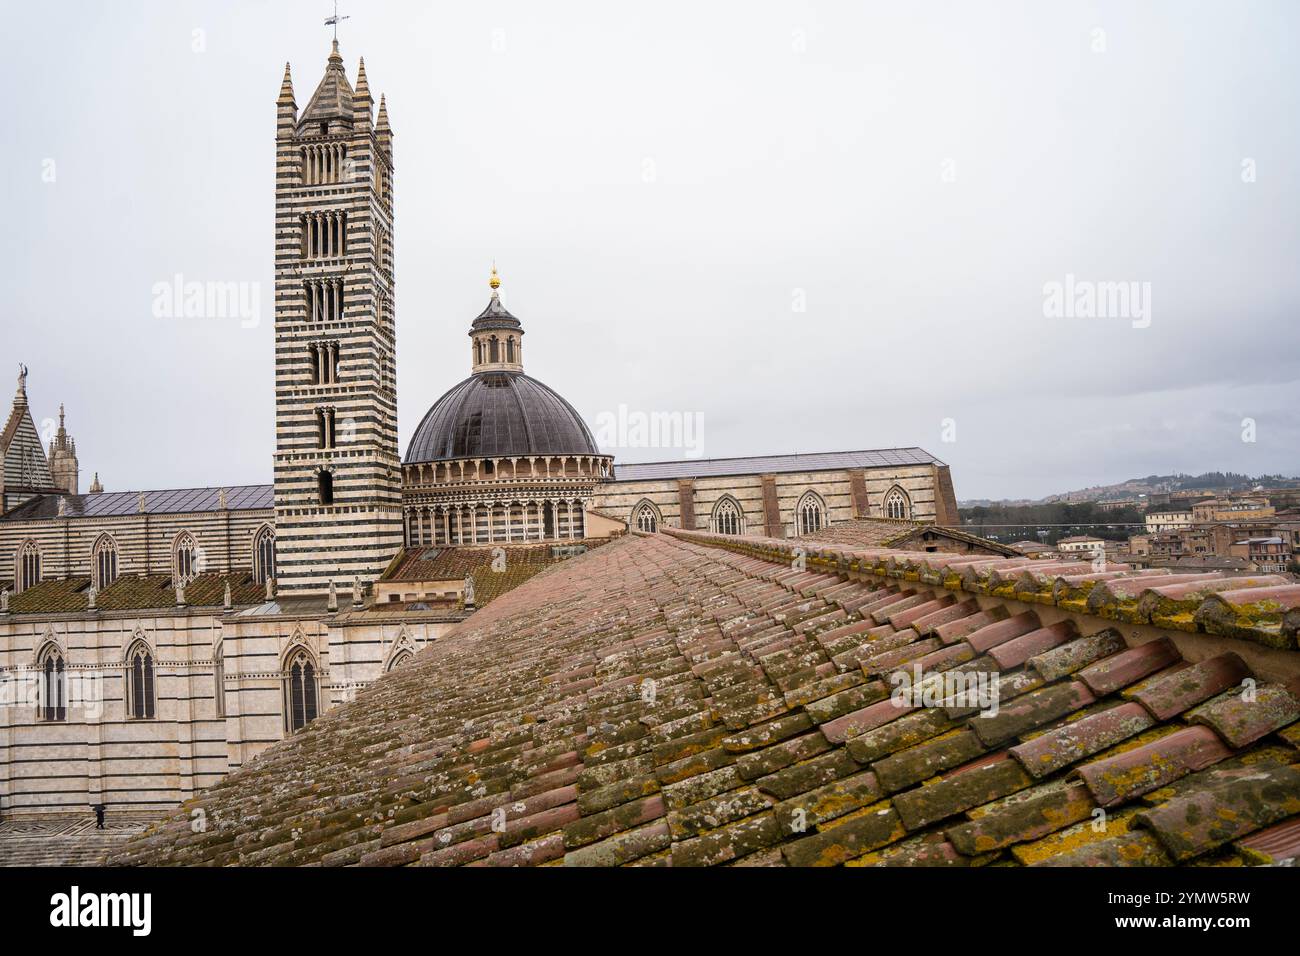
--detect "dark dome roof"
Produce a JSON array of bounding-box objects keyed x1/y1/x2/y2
[{"x1": 405, "y1": 371, "x2": 600, "y2": 464}]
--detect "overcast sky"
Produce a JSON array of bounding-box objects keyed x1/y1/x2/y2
[{"x1": 3, "y1": 0, "x2": 1297, "y2": 502}]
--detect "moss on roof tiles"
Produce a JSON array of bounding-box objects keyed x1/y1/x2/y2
[
  {"x1": 383, "y1": 541, "x2": 613, "y2": 609},
  {"x1": 8, "y1": 576, "x2": 93, "y2": 614},
  {"x1": 5, "y1": 571, "x2": 265, "y2": 615},
  {"x1": 108, "y1": 530, "x2": 1300, "y2": 868}
]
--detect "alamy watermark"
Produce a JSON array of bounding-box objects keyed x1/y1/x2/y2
[
  {"x1": 1, "y1": 671, "x2": 104, "y2": 719},
  {"x1": 50, "y1": 886, "x2": 150, "y2": 936},
  {"x1": 594, "y1": 404, "x2": 704, "y2": 459},
  {"x1": 152, "y1": 274, "x2": 261, "y2": 329},
  {"x1": 1043, "y1": 274, "x2": 1151, "y2": 329},
  {"x1": 890, "y1": 662, "x2": 1000, "y2": 716}
]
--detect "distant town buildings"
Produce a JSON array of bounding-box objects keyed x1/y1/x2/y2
[
  {"x1": 1056, "y1": 535, "x2": 1108, "y2": 555},
  {"x1": 1127, "y1": 492, "x2": 1298, "y2": 573},
  {"x1": 1228, "y1": 537, "x2": 1290, "y2": 573},
  {"x1": 1191, "y1": 496, "x2": 1275, "y2": 523},
  {"x1": 1144, "y1": 503, "x2": 1196, "y2": 533}
]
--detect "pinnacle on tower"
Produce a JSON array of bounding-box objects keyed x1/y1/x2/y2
[
  {"x1": 353, "y1": 56, "x2": 372, "y2": 127},
  {"x1": 51, "y1": 403, "x2": 68, "y2": 454},
  {"x1": 278, "y1": 62, "x2": 296, "y2": 105},
  {"x1": 375, "y1": 93, "x2": 392, "y2": 155},
  {"x1": 355, "y1": 57, "x2": 370, "y2": 97},
  {"x1": 277, "y1": 62, "x2": 298, "y2": 136}
]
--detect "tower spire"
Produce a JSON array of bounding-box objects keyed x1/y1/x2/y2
[
  {"x1": 278, "y1": 62, "x2": 296, "y2": 105},
  {"x1": 353, "y1": 56, "x2": 372, "y2": 127}
]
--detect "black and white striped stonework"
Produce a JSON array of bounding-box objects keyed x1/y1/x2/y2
[{"x1": 272, "y1": 50, "x2": 402, "y2": 596}]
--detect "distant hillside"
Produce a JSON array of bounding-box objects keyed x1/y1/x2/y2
[
  {"x1": 960, "y1": 472, "x2": 1300, "y2": 509},
  {"x1": 959, "y1": 501, "x2": 1144, "y2": 546}
]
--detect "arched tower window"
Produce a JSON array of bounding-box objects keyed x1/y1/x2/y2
[
  {"x1": 632, "y1": 500, "x2": 660, "y2": 533},
  {"x1": 126, "y1": 639, "x2": 156, "y2": 720},
  {"x1": 318, "y1": 470, "x2": 334, "y2": 506},
  {"x1": 797, "y1": 492, "x2": 826, "y2": 536},
  {"x1": 173, "y1": 532, "x2": 199, "y2": 585},
  {"x1": 93, "y1": 535, "x2": 119, "y2": 589},
  {"x1": 506, "y1": 337, "x2": 516, "y2": 363},
  {"x1": 38, "y1": 643, "x2": 66, "y2": 722},
  {"x1": 253, "y1": 526, "x2": 276, "y2": 585},
  {"x1": 284, "y1": 648, "x2": 319, "y2": 733},
  {"x1": 884, "y1": 486, "x2": 912, "y2": 520},
  {"x1": 16, "y1": 540, "x2": 41, "y2": 593},
  {"x1": 712, "y1": 497, "x2": 744, "y2": 536},
  {"x1": 489, "y1": 336, "x2": 500, "y2": 363}
]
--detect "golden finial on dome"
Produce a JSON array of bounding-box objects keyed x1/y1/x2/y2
[{"x1": 489, "y1": 263, "x2": 501, "y2": 291}]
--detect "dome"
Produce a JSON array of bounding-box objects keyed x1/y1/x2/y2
[{"x1": 405, "y1": 371, "x2": 600, "y2": 464}]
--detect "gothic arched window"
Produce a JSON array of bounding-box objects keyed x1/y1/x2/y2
[
  {"x1": 126, "y1": 640, "x2": 156, "y2": 720},
  {"x1": 712, "y1": 497, "x2": 744, "y2": 536},
  {"x1": 797, "y1": 492, "x2": 826, "y2": 536},
  {"x1": 174, "y1": 533, "x2": 199, "y2": 585},
  {"x1": 253, "y1": 526, "x2": 276, "y2": 585},
  {"x1": 387, "y1": 649, "x2": 413, "y2": 672},
  {"x1": 38, "y1": 644, "x2": 66, "y2": 722},
  {"x1": 285, "y1": 649, "x2": 319, "y2": 733},
  {"x1": 93, "y1": 535, "x2": 119, "y2": 590},
  {"x1": 489, "y1": 336, "x2": 500, "y2": 363},
  {"x1": 506, "y1": 337, "x2": 516, "y2": 363},
  {"x1": 16, "y1": 540, "x2": 41, "y2": 593},
  {"x1": 884, "y1": 487, "x2": 912, "y2": 520},
  {"x1": 633, "y1": 501, "x2": 659, "y2": 533}
]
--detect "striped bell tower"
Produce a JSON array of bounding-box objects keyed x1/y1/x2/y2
[{"x1": 271, "y1": 41, "x2": 401, "y2": 598}]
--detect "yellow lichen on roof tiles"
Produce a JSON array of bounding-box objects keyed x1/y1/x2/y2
[{"x1": 104, "y1": 529, "x2": 1300, "y2": 868}]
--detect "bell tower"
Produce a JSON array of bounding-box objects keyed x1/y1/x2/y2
[{"x1": 271, "y1": 40, "x2": 401, "y2": 598}]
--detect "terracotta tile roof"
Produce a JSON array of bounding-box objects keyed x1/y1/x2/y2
[
  {"x1": 108, "y1": 528, "x2": 1300, "y2": 867},
  {"x1": 381, "y1": 542, "x2": 613, "y2": 609},
  {"x1": 797, "y1": 518, "x2": 1018, "y2": 556},
  {"x1": 4, "y1": 572, "x2": 265, "y2": 615}
]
